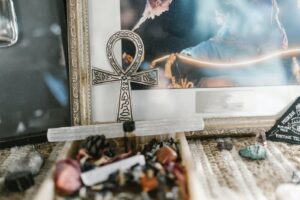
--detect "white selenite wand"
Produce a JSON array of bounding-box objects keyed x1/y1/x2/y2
[{"x1": 47, "y1": 117, "x2": 204, "y2": 142}]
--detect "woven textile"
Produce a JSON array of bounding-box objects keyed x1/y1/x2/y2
[{"x1": 188, "y1": 137, "x2": 300, "y2": 200}]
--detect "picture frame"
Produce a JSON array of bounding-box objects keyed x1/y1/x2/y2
[{"x1": 67, "y1": 0, "x2": 300, "y2": 131}]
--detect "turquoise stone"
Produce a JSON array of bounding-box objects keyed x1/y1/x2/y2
[{"x1": 239, "y1": 144, "x2": 267, "y2": 160}]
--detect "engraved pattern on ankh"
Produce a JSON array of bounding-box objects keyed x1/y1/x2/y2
[
  {"x1": 119, "y1": 79, "x2": 132, "y2": 121},
  {"x1": 91, "y1": 30, "x2": 158, "y2": 122}
]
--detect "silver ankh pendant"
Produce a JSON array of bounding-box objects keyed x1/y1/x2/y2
[{"x1": 92, "y1": 30, "x2": 158, "y2": 122}]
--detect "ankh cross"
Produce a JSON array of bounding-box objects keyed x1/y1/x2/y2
[{"x1": 92, "y1": 30, "x2": 158, "y2": 122}]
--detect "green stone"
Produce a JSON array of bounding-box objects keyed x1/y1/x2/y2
[{"x1": 239, "y1": 144, "x2": 267, "y2": 160}]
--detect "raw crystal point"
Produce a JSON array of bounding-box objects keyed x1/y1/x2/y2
[
  {"x1": 239, "y1": 144, "x2": 267, "y2": 160},
  {"x1": 276, "y1": 184, "x2": 300, "y2": 200},
  {"x1": 8, "y1": 151, "x2": 44, "y2": 176}
]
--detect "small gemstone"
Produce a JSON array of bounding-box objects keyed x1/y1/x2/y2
[
  {"x1": 217, "y1": 141, "x2": 233, "y2": 151},
  {"x1": 256, "y1": 129, "x2": 267, "y2": 146},
  {"x1": 131, "y1": 165, "x2": 143, "y2": 183},
  {"x1": 156, "y1": 146, "x2": 178, "y2": 165},
  {"x1": 117, "y1": 170, "x2": 126, "y2": 186},
  {"x1": 291, "y1": 171, "x2": 300, "y2": 184},
  {"x1": 91, "y1": 184, "x2": 104, "y2": 191},
  {"x1": 4, "y1": 171, "x2": 34, "y2": 192},
  {"x1": 8, "y1": 151, "x2": 44, "y2": 176},
  {"x1": 224, "y1": 142, "x2": 233, "y2": 151},
  {"x1": 239, "y1": 144, "x2": 267, "y2": 160},
  {"x1": 123, "y1": 121, "x2": 135, "y2": 132},
  {"x1": 140, "y1": 174, "x2": 159, "y2": 192},
  {"x1": 79, "y1": 187, "x2": 87, "y2": 199},
  {"x1": 80, "y1": 162, "x2": 95, "y2": 172}
]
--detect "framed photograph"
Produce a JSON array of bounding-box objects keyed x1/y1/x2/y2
[
  {"x1": 0, "y1": 0, "x2": 69, "y2": 147},
  {"x1": 68, "y1": 0, "x2": 300, "y2": 125}
]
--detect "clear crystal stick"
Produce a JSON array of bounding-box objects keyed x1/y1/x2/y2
[
  {"x1": 81, "y1": 155, "x2": 146, "y2": 186},
  {"x1": 47, "y1": 117, "x2": 204, "y2": 142}
]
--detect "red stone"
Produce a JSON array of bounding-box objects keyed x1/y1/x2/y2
[
  {"x1": 54, "y1": 159, "x2": 82, "y2": 196},
  {"x1": 156, "y1": 146, "x2": 178, "y2": 165},
  {"x1": 173, "y1": 165, "x2": 188, "y2": 200},
  {"x1": 140, "y1": 174, "x2": 158, "y2": 192}
]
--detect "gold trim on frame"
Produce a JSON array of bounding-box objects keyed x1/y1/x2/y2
[{"x1": 67, "y1": 0, "x2": 92, "y2": 125}]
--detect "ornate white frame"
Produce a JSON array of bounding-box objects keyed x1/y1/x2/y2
[{"x1": 66, "y1": 0, "x2": 300, "y2": 136}]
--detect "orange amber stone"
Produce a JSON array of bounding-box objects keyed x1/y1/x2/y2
[
  {"x1": 140, "y1": 175, "x2": 159, "y2": 192},
  {"x1": 156, "y1": 146, "x2": 178, "y2": 165}
]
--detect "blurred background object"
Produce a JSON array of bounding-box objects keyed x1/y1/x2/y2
[
  {"x1": 0, "y1": 0, "x2": 69, "y2": 146},
  {"x1": 0, "y1": 0, "x2": 18, "y2": 47}
]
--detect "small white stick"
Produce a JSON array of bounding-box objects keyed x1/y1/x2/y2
[{"x1": 81, "y1": 155, "x2": 146, "y2": 186}]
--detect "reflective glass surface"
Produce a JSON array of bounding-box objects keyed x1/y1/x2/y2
[{"x1": 0, "y1": 0, "x2": 69, "y2": 142}]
